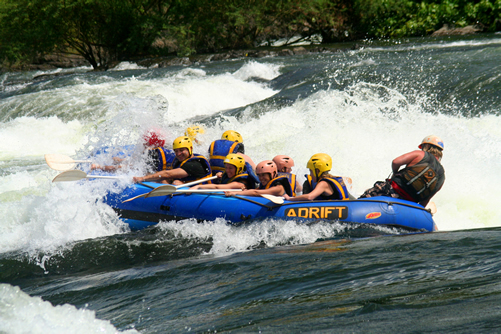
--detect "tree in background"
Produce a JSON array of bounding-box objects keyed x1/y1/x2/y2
[
  {"x1": 0, "y1": 0, "x2": 168, "y2": 70},
  {"x1": 0, "y1": 0, "x2": 500, "y2": 70},
  {"x1": 353, "y1": 0, "x2": 501, "y2": 38},
  {"x1": 0, "y1": 0, "x2": 65, "y2": 66}
]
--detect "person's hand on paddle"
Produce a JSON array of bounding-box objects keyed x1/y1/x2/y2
[{"x1": 283, "y1": 194, "x2": 291, "y2": 201}]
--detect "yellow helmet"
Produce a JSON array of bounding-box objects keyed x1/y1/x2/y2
[
  {"x1": 224, "y1": 153, "x2": 246, "y2": 175},
  {"x1": 173, "y1": 136, "x2": 193, "y2": 156},
  {"x1": 307, "y1": 153, "x2": 332, "y2": 179},
  {"x1": 418, "y1": 135, "x2": 444, "y2": 151},
  {"x1": 221, "y1": 130, "x2": 243, "y2": 143},
  {"x1": 185, "y1": 125, "x2": 205, "y2": 143}
]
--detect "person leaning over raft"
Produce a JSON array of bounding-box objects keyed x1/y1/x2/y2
[
  {"x1": 225, "y1": 160, "x2": 293, "y2": 197},
  {"x1": 185, "y1": 125, "x2": 205, "y2": 145},
  {"x1": 283, "y1": 153, "x2": 350, "y2": 201},
  {"x1": 359, "y1": 135, "x2": 445, "y2": 207},
  {"x1": 273, "y1": 155, "x2": 302, "y2": 194},
  {"x1": 190, "y1": 154, "x2": 256, "y2": 190},
  {"x1": 133, "y1": 136, "x2": 212, "y2": 185},
  {"x1": 209, "y1": 130, "x2": 256, "y2": 172},
  {"x1": 91, "y1": 128, "x2": 172, "y2": 172}
]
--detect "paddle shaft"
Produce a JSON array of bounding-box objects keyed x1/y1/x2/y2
[{"x1": 123, "y1": 175, "x2": 218, "y2": 202}]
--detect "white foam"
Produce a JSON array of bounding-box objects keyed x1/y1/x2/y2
[
  {"x1": 0, "y1": 116, "x2": 85, "y2": 160},
  {"x1": 232, "y1": 60, "x2": 282, "y2": 81},
  {"x1": 359, "y1": 36, "x2": 501, "y2": 53},
  {"x1": 0, "y1": 173, "x2": 129, "y2": 256},
  {"x1": 158, "y1": 217, "x2": 361, "y2": 256},
  {"x1": 0, "y1": 63, "x2": 279, "y2": 125},
  {"x1": 0, "y1": 284, "x2": 138, "y2": 334},
  {"x1": 109, "y1": 61, "x2": 146, "y2": 71}
]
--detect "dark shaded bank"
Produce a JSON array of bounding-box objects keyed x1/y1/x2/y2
[
  {"x1": 15, "y1": 45, "x2": 357, "y2": 72},
  {"x1": 3, "y1": 24, "x2": 486, "y2": 73}
]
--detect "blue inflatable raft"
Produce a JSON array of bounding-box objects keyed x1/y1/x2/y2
[{"x1": 103, "y1": 182, "x2": 437, "y2": 232}]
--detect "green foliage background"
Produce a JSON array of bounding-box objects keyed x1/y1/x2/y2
[{"x1": 1, "y1": 0, "x2": 500, "y2": 70}]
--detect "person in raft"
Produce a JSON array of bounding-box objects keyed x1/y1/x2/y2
[
  {"x1": 185, "y1": 125, "x2": 206, "y2": 147},
  {"x1": 132, "y1": 136, "x2": 212, "y2": 185},
  {"x1": 190, "y1": 154, "x2": 257, "y2": 190},
  {"x1": 209, "y1": 130, "x2": 256, "y2": 172},
  {"x1": 358, "y1": 135, "x2": 445, "y2": 207},
  {"x1": 91, "y1": 128, "x2": 172, "y2": 172},
  {"x1": 272, "y1": 155, "x2": 302, "y2": 195},
  {"x1": 225, "y1": 160, "x2": 294, "y2": 197},
  {"x1": 283, "y1": 153, "x2": 350, "y2": 201}
]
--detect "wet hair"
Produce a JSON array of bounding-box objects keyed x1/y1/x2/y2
[
  {"x1": 319, "y1": 171, "x2": 335, "y2": 179},
  {"x1": 422, "y1": 144, "x2": 443, "y2": 160}
]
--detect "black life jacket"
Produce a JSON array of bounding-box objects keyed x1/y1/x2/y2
[
  {"x1": 258, "y1": 174, "x2": 293, "y2": 196},
  {"x1": 277, "y1": 172, "x2": 298, "y2": 196},
  {"x1": 392, "y1": 151, "x2": 445, "y2": 202},
  {"x1": 220, "y1": 171, "x2": 256, "y2": 189},
  {"x1": 305, "y1": 175, "x2": 350, "y2": 200},
  {"x1": 173, "y1": 154, "x2": 213, "y2": 183}
]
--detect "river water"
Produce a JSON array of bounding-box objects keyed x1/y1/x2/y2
[{"x1": 1, "y1": 34, "x2": 501, "y2": 333}]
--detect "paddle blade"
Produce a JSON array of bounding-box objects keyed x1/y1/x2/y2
[
  {"x1": 45, "y1": 154, "x2": 77, "y2": 171},
  {"x1": 126, "y1": 177, "x2": 218, "y2": 201},
  {"x1": 260, "y1": 194, "x2": 284, "y2": 204},
  {"x1": 144, "y1": 185, "x2": 178, "y2": 198},
  {"x1": 122, "y1": 193, "x2": 148, "y2": 203},
  {"x1": 52, "y1": 170, "x2": 87, "y2": 182}
]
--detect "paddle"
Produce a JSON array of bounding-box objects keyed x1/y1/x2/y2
[
  {"x1": 151, "y1": 188, "x2": 242, "y2": 196},
  {"x1": 52, "y1": 170, "x2": 125, "y2": 182},
  {"x1": 45, "y1": 154, "x2": 92, "y2": 171},
  {"x1": 122, "y1": 175, "x2": 218, "y2": 202},
  {"x1": 260, "y1": 194, "x2": 285, "y2": 204},
  {"x1": 123, "y1": 188, "x2": 242, "y2": 202}
]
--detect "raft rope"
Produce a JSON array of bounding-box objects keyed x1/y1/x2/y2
[{"x1": 171, "y1": 193, "x2": 276, "y2": 210}]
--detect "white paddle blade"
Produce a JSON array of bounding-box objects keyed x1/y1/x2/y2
[
  {"x1": 260, "y1": 194, "x2": 285, "y2": 204},
  {"x1": 144, "y1": 185, "x2": 178, "y2": 198},
  {"x1": 124, "y1": 176, "x2": 219, "y2": 202},
  {"x1": 52, "y1": 170, "x2": 124, "y2": 182},
  {"x1": 52, "y1": 170, "x2": 88, "y2": 182},
  {"x1": 45, "y1": 154, "x2": 92, "y2": 171},
  {"x1": 45, "y1": 154, "x2": 77, "y2": 171}
]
